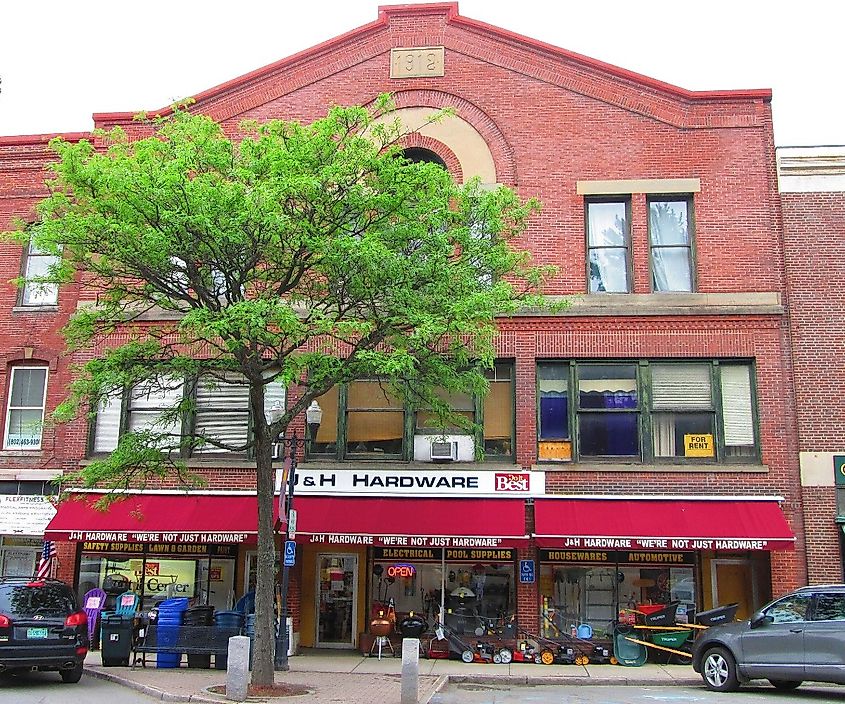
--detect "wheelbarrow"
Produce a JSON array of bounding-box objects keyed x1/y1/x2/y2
[{"x1": 613, "y1": 623, "x2": 647, "y2": 667}]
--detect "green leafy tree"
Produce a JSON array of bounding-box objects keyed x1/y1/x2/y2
[{"x1": 11, "y1": 96, "x2": 552, "y2": 685}]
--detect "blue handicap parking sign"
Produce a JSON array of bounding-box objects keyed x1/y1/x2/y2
[
  {"x1": 284, "y1": 540, "x2": 296, "y2": 567},
  {"x1": 519, "y1": 559, "x2": 535, "y2": 584}
]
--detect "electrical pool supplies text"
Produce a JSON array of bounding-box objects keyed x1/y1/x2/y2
[{"x1": 275, "y1": 467, "x2": 545, "y2": 496}]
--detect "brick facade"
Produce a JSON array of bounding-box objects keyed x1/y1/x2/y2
[
  {"x1": 779, "y1": 146, "x2": 845, "y2": 585},
  {"x1": 0, "y1": 3, "x2": 811, "y2": 649}
]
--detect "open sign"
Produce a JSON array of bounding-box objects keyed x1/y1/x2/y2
[{"x1": 386, "y1": 563, "x2": 416, "y2": 578}]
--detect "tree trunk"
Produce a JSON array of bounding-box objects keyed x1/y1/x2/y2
[{"x1": 250, "y1": 382, "x2": 276, "y2": 686}]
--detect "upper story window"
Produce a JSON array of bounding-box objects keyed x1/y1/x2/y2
[
  {"x1": 21, "y1": 243, "x2": 60, "y2": 306},
  {"x1": 649, "y1": 197, "x2": 694, "y2": 292},
  {"x1": 578, "y1": 363, "x2": 639, "y2": 457},
  {"x1": 91, "y1": 373, "x2": 285, "y2": 457},
  {"x1": 310, "y1": 363, "x2": 515, "y2": 462},
  {"x1": 586, "y1": 199, "x2": 630, "y2": 293},
  {"x1": 537, "y1": 360, "x2": 758, "y2": 464},
  {"x1": 347, "y1": 379, "x2": 406, "y2": 458},
  {"x1": 482, "y1": 363, "x2": 513, "y2": 457},
  {"x1": 4, "y1": 366, "x2": 48, "y2": 450},
  {"x1": 402, "y1": 147, "x2": 447, "y2": 168},
  {"x1": 0, "y1": 479, "x2": 57, "y2": 495}
]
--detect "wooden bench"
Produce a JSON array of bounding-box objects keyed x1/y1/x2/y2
[{"x1": 132, "y1": 624, "x2": 243, "y2": 668}]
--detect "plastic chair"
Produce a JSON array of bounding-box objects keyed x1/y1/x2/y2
[
  {"x1": 114, "y1": 590, "x2": 140, "y2": 616},
  {"x1": 83, "y1": 588, "x2": 107, "y2": 646}
]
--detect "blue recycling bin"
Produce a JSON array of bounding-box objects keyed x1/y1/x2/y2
[
  {"x1": 155, "y1": 598, "x2": 189, "y2": 669},
  {"x1": 213, "y1": 610, "x2": 244, "y2": 670},
  {"x1": 245, "y1": 613, "x2": 256, "y2": 668}
]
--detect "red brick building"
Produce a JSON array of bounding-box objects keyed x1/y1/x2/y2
[
  {"x1": 0, "y1": 3, "x2": 802, "y2": 654},
  {"x1": 779, "y1": 146, "x2": 845, "y2": 586}
]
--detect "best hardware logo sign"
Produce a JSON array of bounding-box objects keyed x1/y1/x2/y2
[{"x1": 494, "y1": 473, "x2": 530, "y2": 492}]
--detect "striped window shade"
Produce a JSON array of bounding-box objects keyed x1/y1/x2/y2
[
  {"x1": 720, "y1": 365, "x2": 754, "y2": 446},
  {"x1": 651, "y1": 364, "x2": 712, "y2": 410},
  {"x1": 194, "y1": 373, "x2": 250, "y2": 453},
  {"x1": 93, "y1": 393, "x2": 122, "y2": 453}
]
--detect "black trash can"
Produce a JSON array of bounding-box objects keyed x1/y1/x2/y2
[
  {"x1": 213, "y1": 611, "x2": 244, "y2": 670},
  {"x1": 100, "y1": 613, "x2": 133, "y2": 667},
  {"x1": 184, "y1": 605, "x2": 215, "y2": 668}
]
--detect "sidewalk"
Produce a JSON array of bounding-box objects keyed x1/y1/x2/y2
[{"x1": 83, "y1": 649, "x2": 701, "y2": 703}]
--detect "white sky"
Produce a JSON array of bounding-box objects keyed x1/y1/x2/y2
[{"x1": 0, "y1": 1, "x2": 841, "y2": 146}]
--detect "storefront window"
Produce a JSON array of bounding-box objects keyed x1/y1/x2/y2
[
  {"x1": 538, "y1": 554, "x2": 696, "y2": 639},
  {"x1": 78, "y1": 552, "x2": 236, "y2": 612},
  {"x1": 371, "y1": 552, "x2": 515, "y2": 635}
]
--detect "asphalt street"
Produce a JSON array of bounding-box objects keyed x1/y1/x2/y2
[
  {"x1": 431, "y1": 683, "x2": 845, "y2": 704},
  {"x1": 0, "y1": 670, "x2": 158, "y2": 703}
]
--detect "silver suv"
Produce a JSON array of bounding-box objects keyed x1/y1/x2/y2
[{"x1": 692, "y1": 584, "x2": 845, "y2": 692}]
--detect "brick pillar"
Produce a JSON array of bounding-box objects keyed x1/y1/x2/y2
[
  {"x1": 516, "y1": 545, "x2": 538, "y2": 634},
  {"x1": 54, "y1": 541, "x2": 78, "y2": 586},
  {"x1": 802, "y1": 486, "x2": 842, "y2": 584},
  {"x1": 514, "y1": 357, "x2": 537, "y2": 468}
]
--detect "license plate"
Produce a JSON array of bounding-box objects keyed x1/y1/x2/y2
[{"x1": 26, "y1": 627, "x2": 49, "y2": 639}]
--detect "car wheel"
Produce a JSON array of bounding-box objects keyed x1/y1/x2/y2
[
  {"x1": 769, "y1": 679, "x2": 802, "y2": 691},
  {"x1": 701, "y1": 646, "x2": 740, "y2": 692},
  {"x1": 60, "y1": 663, "x2": 83, "y2": 684}
]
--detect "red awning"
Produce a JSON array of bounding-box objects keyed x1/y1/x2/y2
[
  {"x1": 45, "y1": 493, "x2": 260, "y2": 544},
  {"x1": 533, "y1": 498, "x2": 794, "y2": 551},
  {"x1": 292, "y1": 496, "x2": 528, "y2": 548}
]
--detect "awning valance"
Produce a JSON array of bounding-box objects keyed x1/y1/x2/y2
[
  {"x1": 293, "y1": 496, "x2": 528, "y2": 548},
  {"x1": 533, "y1": 498, "x2": 794, "y2": 551},
  {"x1": 45, "y1": 494, "x2": 260, "y2": 544}
]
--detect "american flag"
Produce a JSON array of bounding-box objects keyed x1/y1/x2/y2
[{"x1": 35, "y1": 540, "x2": 57, "y2": 579}]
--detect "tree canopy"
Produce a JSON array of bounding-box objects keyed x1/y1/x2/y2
[{"x1": 12, "y1": 96, "x2": 551, "y2": 683}]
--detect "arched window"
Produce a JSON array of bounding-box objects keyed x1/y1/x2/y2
[{"x1": 401, "y1": 147, "x2": 447, "y2": 169}]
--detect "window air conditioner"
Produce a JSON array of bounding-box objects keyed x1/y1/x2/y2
[{"x1": 429, "y1": 440, "x2": 458, "y2": 461}]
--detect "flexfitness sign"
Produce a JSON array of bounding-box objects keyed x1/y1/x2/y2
[{"x1": 279, "y1": 468, "x2": 545, "y2": 497}]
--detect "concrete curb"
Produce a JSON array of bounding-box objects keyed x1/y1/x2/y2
[
  {"x1": 424, "y1": 675, "x2": 451, "y2": 704},
  {"x1": 85, "y1": 664, "x2": 702, "y2": 702},
  {"x1": 446, "y1": 674, "x2": 702, "y2": 687},
  {"x1": 84, "y1": 666, "x2": 221, "y2": 703}
]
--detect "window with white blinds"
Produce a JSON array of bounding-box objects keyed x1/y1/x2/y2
[
  {"x1": 194, "y1": 374, "x2": 249, "y2": 454},
  {"x1": 91, "y1": 374, "x2": 286, "y2": 457},
  {"x1": 93, "y1": 394, "x2": 122, "y2": 453},
  {"x1": 720, "y1": 364, "x2": 754, "y2": 446},
  {"x1": 651, "y1": 364, "x2": 712, "y2": 409},
  {"x1": 127, "y1": 377, "x2": 184, "y2": 442}
]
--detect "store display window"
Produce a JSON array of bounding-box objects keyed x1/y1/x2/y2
[
  {"x1": 78, "y1": 552, "x2": 236, "y2": 612},
  {"x1": 538, "y1": 552, "x2": 696, "y2": 639},
  {"x1": 371, "y1": 549, "x2": 515, "y2": 636}
]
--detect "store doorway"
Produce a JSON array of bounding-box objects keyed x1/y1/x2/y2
[
  {"x1": 315, "y1": 553, "x2": 358, "y2": 648},
  {"x1": 712, "y1": 559, "x2": 756, "y2": 620}
]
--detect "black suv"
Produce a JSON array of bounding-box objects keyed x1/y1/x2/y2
[
  {"x1": 0, "y1": 577, "x2": 88, "y2": 683},
  {"x1": 693, "y1": 584, "x2": 845, "y2": 692}
]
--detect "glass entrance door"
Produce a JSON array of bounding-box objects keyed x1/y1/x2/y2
[{"x1": 316, "y1": 553, "x2": 357, "y2": 648}]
